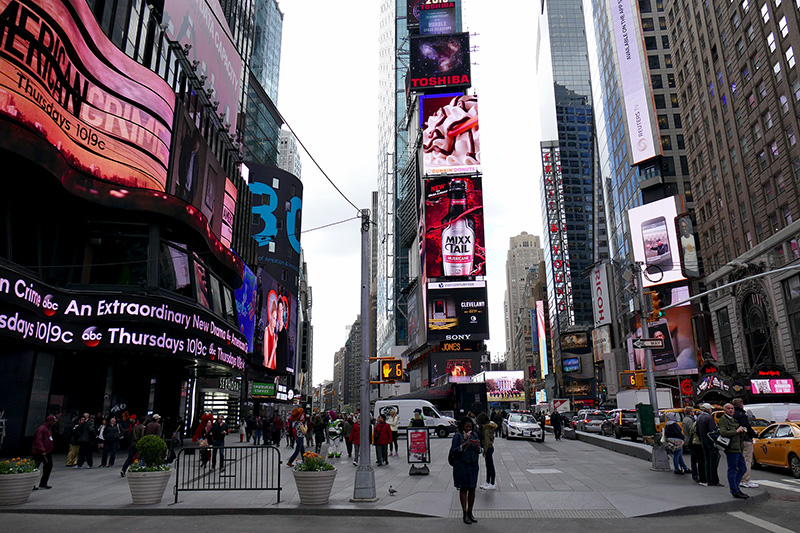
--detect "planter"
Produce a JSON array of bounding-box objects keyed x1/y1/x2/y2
[
  {"x1": 0, "y1": 472, "x2": 38, "y2": 505},
  {"x1": 293, "y1": 469, "x2": 337, "y2": 505},
  {"x1": 127, "y1": 469, "x2": 172, "y2": 504}
]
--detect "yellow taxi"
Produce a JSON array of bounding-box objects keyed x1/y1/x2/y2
[
  {"x1": 753, "y1": 422, "x2": 800, "y2": 478},
  {"x1": 656, "y1": 408, "x2": 686, "y2": 434}
]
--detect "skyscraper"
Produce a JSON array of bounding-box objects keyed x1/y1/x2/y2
[
  {"x1": 505, "y1": 233, "x2": 544, "y2": 371},
  {"x1": 278, "y1": 129, "x2": 303, "y2": 178}
]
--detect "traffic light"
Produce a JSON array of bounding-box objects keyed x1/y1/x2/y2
[
  {"x1": 381, "y1": 359, "x2": 403, "y2": 381},
  {"x1": 620, "y1": 371, "x2": 645, "y2": 388},
  {"x1": 648, "y1": 291, "x2": 663, "y2": 320}
]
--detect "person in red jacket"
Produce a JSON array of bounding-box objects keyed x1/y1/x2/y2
[
  {"x1": 32, "y1": 415, "x2": 56, "y2": 490},
  {"x1": 350, "y1": 417, "x2": 361, "y2": 466},
  {"x1": 374, "y1": 414, "x2": 392, "y2": 466}
]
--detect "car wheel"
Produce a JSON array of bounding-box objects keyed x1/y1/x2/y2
[
  {"x1": 789, "y1": 453, "x2": 800, "y2": 479},
  {"x1": 436, "y1": 427, "x2": 448, "y2": 439},
  {"x1": 630, "y1": 435, "x2": 638, "y2": 442},
  {"x1": 614, "y1": 428, "x2": 621, "y2": 439}
]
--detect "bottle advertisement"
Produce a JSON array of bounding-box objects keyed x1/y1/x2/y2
[{"x1": 423, "y1": 175, "x2": 486, "y2": 279}]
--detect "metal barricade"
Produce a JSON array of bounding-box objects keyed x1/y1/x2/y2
[{"x1": 174, "y1": 445, "x2": 281, "y2": 503}]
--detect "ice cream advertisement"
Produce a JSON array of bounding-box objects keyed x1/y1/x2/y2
[{"x1": 420, "y1": 94, "x2": 480, "y2": 176}]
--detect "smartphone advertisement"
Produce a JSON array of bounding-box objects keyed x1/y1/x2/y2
[
  {"x1": 627, "y1": 303, "x2": 702, "y2": 375},
  {"x1": 627, "y1": 197, "x2": 686, "y2": 287}
]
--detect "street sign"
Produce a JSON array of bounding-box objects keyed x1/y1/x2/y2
[{"x1": 632, "y1": 338, "x2": 665, "y2": 349}]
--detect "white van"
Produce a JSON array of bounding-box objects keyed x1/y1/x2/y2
[
  {"x1": 373, "y1": 399, "x2": 457, "y2": 438},
  {"x1": 745, "y1": 403, "x2": 800, "y2": 423}
]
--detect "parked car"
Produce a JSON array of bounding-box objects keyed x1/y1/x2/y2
[
  {"x1": 575, "y1": 412, "x2": 607, "y2": 433},
  {"x1": 502, "y1": 412, "x2": 544, "y2": 441},
  {"x1": 601, "y1": 409, "x2": 639, "y2": 441},
  {"x1": 753, "y1": 422, "x2": 800, "y2": 478}
]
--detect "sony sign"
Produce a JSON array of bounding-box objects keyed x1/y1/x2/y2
[{"x1": 590, "y1": 262, "x2": 612, "y2": 327}]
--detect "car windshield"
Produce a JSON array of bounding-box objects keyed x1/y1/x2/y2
[
  {"x1": 750, "y1": 418, "x2": 770, "y2": 426},
  {"x1": 509, "y1": 414, "x2": 535, "y2": 424}
]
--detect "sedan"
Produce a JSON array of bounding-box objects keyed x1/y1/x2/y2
[
  {"x1": 575, "y1": 412, "x2": 607, "y2": 433},
  {"x1": 502, "y1": 413, "x2": 544, "y2": 441},
  {"x1": 601, "y1": 409, "x2": 639, "y2": 441},
  {"x1": 753, "y1": 422, "x2": 800, "y2": 478}
]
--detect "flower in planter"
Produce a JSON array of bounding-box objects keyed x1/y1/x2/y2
[
  {"x1": 0, "y1": 458, "x2": 37, "y2": 475},
  {"x1": 128, "y1": 435, "x2": 171, "y2": 473},
  {"x1": 294, "y1": 452, "x2": 334, "y2": 472}
]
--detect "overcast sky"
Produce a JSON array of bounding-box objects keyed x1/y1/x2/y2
[{"x1": 276, "y1": 0, "x2": 543, "y2": 385}]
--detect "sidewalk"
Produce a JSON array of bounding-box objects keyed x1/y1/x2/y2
[{"x1": 0, "y1": 433, "x2": 766, "y2": 518}]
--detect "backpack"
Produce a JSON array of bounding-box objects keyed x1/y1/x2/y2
[{"x1": 298, "y1": 423, "x2": 308, "y2": 435}]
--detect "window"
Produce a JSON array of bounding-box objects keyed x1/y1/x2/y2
[
  {"x1": 741, "y1": 204, "x2": 749, "y2": 222},
  {"x1": 787, "y1": 47, "x2": 796, "y2": 69},
  {"x1": 658, "y1": 114, "x2": 669, "y2": 128},
  {"x1": 789, "y1": 125, "x2": 797, "y2": 146},
  {"x1": 659, "y1": 17, "x2": 667, "y2": 30},
  {"x1": 780, "y1": 16, "x2": 789, "y2": 38},
  {"x1": 747, "y1": 24, "x2": 756, "y2": 42},
  {"x1": 754, "y1": 122, "x2": 763, "y2": 140},
  {"x1": 761, "y1": 3, "x2": 770, "y2": 23},
  {"x1": 759, "y1": 81, "x2": 768, "y2": 99},
  {"x1": 737, "y1": 37, "x2": 746, "y2": 56},
  {"x1": 668, "y1": 73, "x2": 675, "y2": 87},
  {"x1": 764, "y1": 110, "x2": 773, "y2": 130},
  {"x1": 777, "y1": 172, "x2": 787, "y2": 191},
  {"x1": 743, "y1": 0, "x2": 751, "y2": 12},
  {"x1": 794, "y1": 78, "x2": 800, "y2": 100},
  {"x1": 652, "y1": 74, "x2": 663, "y2": 88},
  {"x1": 759, "y1": 150, "x2": 769, "y2": 170},
  {"x1": 732, "y1": 12, "x2": 741, "y2": 28},
  {"x1": 674, "y1": 113, "x2": 682, "y2": 128},
  {"x1": 771, "y1": 140, "x2": 780, "y2": 160},
  {"x1": 661, "y1": 135, "x2": 672, "y2": 150},
  {"x1": 655, "y1": 94, "x2": 666, "y2": 108},
  {"x1": 768, "y1": 32, "x2": 777, "y2": 52},
  {"x1": 775, "y1": 61, "x2": 783, "y2": 82},
  {"x1": 642, "y1": 18, "x2": 654, "y2": 31},
  {"x1": 716, "y1": 307, "x2": 734, "y2": 365},
  {"x1": 671, "y1": 93, "x2": 679, "y2": 107},
  {"x1": 648, "y1": 55, "x2": 661, "y2": 69},
  {"x1": 662, "y1": 35, "x2": 670, "y2": 49},
  {"x1": 780, "y1": 94, "x2": 790, "y2": 114}
]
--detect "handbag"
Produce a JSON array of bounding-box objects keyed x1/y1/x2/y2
[
  {"x1": 198, "y1": 438, "x2": 209, "y2": 448},
  {"x1": 714, "y1": 435, "x2": 731, "y2": 451},
  {"x1": 448, "y1": 449, "x2": 461, "y2": 466},
  {"x1": 665, "y1": 437, "x2": 684, "y2": 452}
]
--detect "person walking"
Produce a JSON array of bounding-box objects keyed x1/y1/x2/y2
[
  {"x1": 199, "y1": 419, "x2": 213, "y2": 468},
  {"x1": 65, "y1": 414, "x2": 81, "y2": 466},
  {"x1": 451, "y1": 417, "x2": 481, "y2": 524},
  {"x1": 75, "y1": 413, "x2": 96, "y2": 469},
  {"x1": 96, "y1": 418, "x2": 107, "y2": 461},
  {"x1": 313, "y1": 414, "x2": 326, "y2": 454},
  {"x1": 477, "y1": 412, "x2": 496, "y2": 490},
  {"x1": 253, "y1": 416, "x2": 263, "y2": 446},
  {"x1": 238, "y1": 417, "x2": 247, "y2": 443},
  {"x1": 350, "y1": 415, "x2": 362, "y2": 466},
  {"x1": 343, "y1": 414, "x2": 354, "y2": 459},
  {"x1": 145, "y1": 414, "x2": 162, "y2": 437},
  {"x1": 120, "y1": 416, "x2": 145, "y2": 477},
  {"x1": 719, "y1": 402, "x2": 750, "y2": 499},
  {"x1": 210, "y1": 414, "x2": 229, "y2": 471},
  {"x1": 492, "y1": 409, "x2": 503, "y2": 437},
  {"x1": 682, "y1": 406, "x2": 702, "y2": 482},
  {"x1": 373, "y1": 414, "x2": 392, "y2": 466},
  {"x1": 32, "y1": 415, "x2": 56, "y2": 490},
  {"x1": 285, "y1": 415, "x2": 294, "y2": 448},
  {"x1": 732, "y1": 398, "x2": 759, "y2": 489},
  {"x1": 286, "y1": 409, "x2": 307, "y2": 467},
  {"x1": 409, "y1": 409, "x2": 425, "y2": 427},
  {"x1": 101, "y1": 417, "x2": 122, "y2": 467},
  {"x1": 387, "y1": 409, "x2": 400, "y2": 457},
  {"x1": 696, "y1": 403, "x2": 721, "y2": 487},
  {"x1": 664, "y1": 411, "x2": 690, "y2": 475}
]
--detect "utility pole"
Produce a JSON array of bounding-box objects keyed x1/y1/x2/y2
[
  {"x1": 352, "y1": 209, "x2": 377, "y2": 501},
  {"x1": 634, "y1": 262, "x2": 659, "y2": 414}
]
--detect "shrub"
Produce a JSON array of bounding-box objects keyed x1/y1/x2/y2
[{"x1": 129, "y1": 435, "x2": 169, "y2": 472}]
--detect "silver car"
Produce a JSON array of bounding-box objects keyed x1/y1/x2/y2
[
  {"x1": 575, "y1": 412, "x2": 607, "y2": 433},
  {"x1": 502, "y1": 413, "x2": 544, "y2": 442}
]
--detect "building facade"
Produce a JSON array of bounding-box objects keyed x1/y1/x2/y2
[
  {"x1": 504, "y1": 233, "x2": 544, "y2": 371},
  {"x1": 278, "y1": 129, "x2": 303, "y2": 178}
]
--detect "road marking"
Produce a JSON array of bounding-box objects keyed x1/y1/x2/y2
[
  {"x1": 753, "y1": 479, "x2": 800, "y2": 493},
  {"x1": 728, "y1": 512, "x2": 795, "y2": 533},
  {"x1": 525, "y1": 468, "x2": 562, "y2": 474},
  {"x1": 782, "y1": 478, "x2": 800, "y2": 486}
]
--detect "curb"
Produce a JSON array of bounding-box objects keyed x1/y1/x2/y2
[
  {"x1": 643, "y1": 488, "x2": 770, "y2": 517},
  {"x1": 0, "y1": 506, "x2": 432, "y2": 518}
]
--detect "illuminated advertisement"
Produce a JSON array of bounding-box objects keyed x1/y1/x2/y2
[
  {"x1": 536, "y1": 300, "x2": 548, "y2": 375},
  {"x1": 751, "y1": 379, "x2": 796, "y2": 395},
  {"x1": 0, "y1": 265, "x2": 246, "y2": 370},
  {"x1": 251, "y1": 381, "x2": 276, "y2": 398},
  {"x1": 424, "y1": 176, "x2": 485, "y2": 278},
  {"x1": 561, "y1": 332, "x2": 589, "y2": 351},
  {"x1": 234, "y1": 263, "x2": 257, "y2": 353},
  {"x1": 562, "y1": 357, "x2": 581, "y2": 373},
  {"x1": 628, "y1": 197, "x2": 686, "y2": 287},
  {"x1": 531, "y1": 308, "x2": 538, "y2": 354},
  {"x1": 420, "y1": 94, "x2": 480, "y2": 176},
  {"x1": 0, "y1": 0, "x2": 174, "y2": 191},
  {"x1": 542, "y1": 144, "x2": 574, "y2": 324},
  {"x1": 167, "y1": 102, "x2": 236, "y2": 247},
  {"x1": 592, "y1": 325, "x2": 612, "y2": 363},
  {"x1": 426, "y1": 281, "x2": 489, "y2": 341},
  {"x1": 408, "y1": 0, "x2": 457, "y2": 29},
  {"x1": 430, "y1": 349, "x2": 481, "y2": 383},
  {"x1": 676, "y1": 213, "x2": 700, "y2": 279},
  {"x1": 248, "y1": 164, "x2": 304, "y2": 293},
  {"x1": 611, "y1": 0, "x2": 659, "y2": 164},
  {"x1": 484, "y1": 371, "x2": 525, "y2": 403},
  {"x1": 628, "y1": 303, "x2": 700, "y2": 375},
  {"x1": 162, "y1": 0, "x2": 244, "y2": 134},
  {"x1": 590, "y1": 262, "x2": 612, "y2": 327},
  {"x1": 420, "y1": 2, "x2": 457, "y2": 35},
  {"x1": 257, "y1": 267, "x2": 298, "y2": 375},
  {"x1": 409, "y1": 33, "x2": 471, "y2": 91}
]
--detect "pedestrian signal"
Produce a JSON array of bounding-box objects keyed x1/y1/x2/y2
[{"x1": 382, "y1": 359, "x2": 403, "y2": 381}]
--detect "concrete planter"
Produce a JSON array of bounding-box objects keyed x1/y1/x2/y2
[
  {"x1": 0, "y1": 472, "x2": 38, "y2": 505},
  {"x1": 127, "y1": 469, "x2": 172, "y2": 504},
  {"x1": 293, "y1": 469, "x2": 337, "y2": 505}
]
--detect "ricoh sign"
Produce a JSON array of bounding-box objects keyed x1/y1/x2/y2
[{"x1": 590, "y1": 263, "x2": 612, "y2": 327}]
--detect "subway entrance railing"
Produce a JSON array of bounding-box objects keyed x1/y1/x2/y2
[{"x1": 174, "y1": 444, "x2": 282, "y2": 503}]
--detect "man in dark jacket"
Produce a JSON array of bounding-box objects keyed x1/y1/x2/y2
[
  {"x1": 32, "y1": 415, "x2": 56, "y2": 489},
  {"x1": 101, "y1": 417, "x2": 122, "y2": 467},
  {"x1": 145, "y1": 414, "x2": 163, "y2": 437},
  {"x1": 75, "y1": 413, "x2": 95, "y2": 468},
  {"x1": 732, "y1": 398, "x2": 759, "y2": 489},
  {"x1": 210, "y1": 414, "x2": 229, "y2": 470},
  {"x1": 120, "y1": 416, "x2": 145, "y2": 477},
  {"x1": 696, "y1": 403, "x2": 721, "y2": 487},
  {"x1": 719, "y1": 403, "x2": 749, "y2": 499},
  {"x1": 551, "y1": 411, "x2": 563, "y2": 441}
]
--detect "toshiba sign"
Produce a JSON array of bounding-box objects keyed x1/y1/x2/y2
[{"x1": 590, "y1": 262, "x2": 612, "y2": 328}]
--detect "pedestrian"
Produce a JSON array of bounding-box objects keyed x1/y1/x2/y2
[
  {"x1": 238, "y1": 417, "x2": 246, "y2": 442},
  {"x1": 305, "y1": 416, "x2": 315, "y2": 449},
  {"x1": 664, "y1": 411, "x2": 689, "y2": 475},
  {"x1": 96, "y1": 418, "x2": 107, "y2": 459},
  {"x1": 492, "y1": 409, "x2": 503, "y2": 437},
  {"x1": 65, "y1": 414, "x2": 81, "y2": 466},
  {"x1": 313, "y1": 414, "x2": 326, "y2": 453},
  {"x1": 409, "y1": 408, "x2": 425, "y2": 427},
  {"x1": 145, "y1": 414, "x2": 163, "y2": 437},
  {"x1": 551, "y1": 410, "x2": 563, "y2": 441},
  {"x1": 75, "y1": 412, "x2": 95, "y2": 468},
  {"x1": 732, "y1": 398, "x2": 759, "y2": 489},
  {"x1": 351, "y1": 415, "x2": 362, "y2": 466},
  {"x1": 120, "y1": 415, "x2": 145, "y2": 477},
  {"x1": 343, "y1": 414, "x2": 354, "y2": 458},
  {"x1": 682, "y1": 406, "x2": 701, "y2": 482},
  {"x1": 374, "y1": 413, "x2": 392, "y2": 466},
  {"x1": 719, "y1": 402, "x2": 750, "y2": 499},
  {"x1": 537, "y1": 412, "x2": 547, "y2": 443},
  {"x1": 246, "y1": 415, "x2": 255, "y2": 443},
  {"x1": 32, "y1": 415, "x2": 56, "y2": 490},
  {"x1": 695, "y1": 403, "x2": 721, "y2": 487},
  {"x1": 286, "y1": 408, "x2": 306, "y2": 467},
  {"x1": 192, "y1": 411, "x2": 214, "y2": 442},
  {"x1": 387, "y1": 409, "x2": 400, "y2": 457},
  {"x1": 210, "y1": 414, "x2": 229, "y2": 471},
  {"x1": 199, "y1": 419, "x2": 213, "y2": 468},
  {"x1": 253, "y1": 416, "x2": 263, "y2": 446},
  {"x1": 285, "y1": 415, "x2": 294, "y2": 448},
  {"x1": 101, "y1": 417, "x2": 122, "y2": 467},
  {"x1": 272, "y1": 415, "x2": 283, "y2": 446},
  {"x1": 451, "y1": 417, "x2": 481, "y2": 524},
  {"x1": 477, "y1": 412, "x2": 496, "y2": 490}
]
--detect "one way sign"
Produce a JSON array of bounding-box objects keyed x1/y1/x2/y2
[{"x1": 632, "y1": 338, "x2": 665, "y2": 349}]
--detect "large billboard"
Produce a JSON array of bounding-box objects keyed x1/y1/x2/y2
[
  {"x1": 484, "y1": 370, "x2": 525, "y2": 403},
  {"x1": 426, "y1": 281, "x2": 489, "y2": 341},
  {"x1": 627, "y1": 303, "x2": 701, "y2": 375},
  {"x1": 409, "y1": 33, "x2": 471, "y2": 92},
  {"x1": 430, "y1": 349, "x2": 481, "y2": 384},
  {"x1": 163, "y1": 0, "x2": 244, "y2": 135},
  {"x1": 611, "y1": 0, "x2": 659, "y2": 164},
  {"x1": 0, "y1": 0, "x2": 174, "y2": 190},
  {"x1": 424, "y1": 176, "x2": 485, "y2": 278},
  {"x1": 234, "y1": 263, "x2": 257, "y2": 353},
  {"x1": 408, "y1": 0, "x2": 458, "y2": 32},
  {"x1": 628, "y1": 197, "x2": 686, "y2": 287},
  {"x1": 536, "y1": 300, "x2": 548, "y2": 376},
  {"x1": 420, "y1": 94, "x2": 480, "y2": 176},
  {"x1": 590, "y1": 262, "x2": 612, "y2": 327},
  {"x1": 542, "y1": 144, "x2": 574, "y2": 324},
  {"x1": 676, "y1": 213, "x2": 700, "y2": 278},
  {"x1": 256, "y1": 266, "x2": 298, "y2": 375}
]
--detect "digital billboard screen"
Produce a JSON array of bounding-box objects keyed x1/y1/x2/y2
[
  {"x1": 420, "y1": 3, "x2": 457, "y2": 35},
  {"x1": 484, "y1": 371, "x2": 525, "y2": 403},
  {"x1": 628, "y1": 303, "x2": 700, "y2": 375},
  {"x1": 409, "y1": 33, "x2": 471, "y2": 91},
  {"x1": 676, "y1": 213, "x2": 700, "y2": 279},
  {"x1": 0, "y1": 0, "x2": 174, "y2": 191},
  {"x1": 751, "y1": 379, "x2": 796, "y2": 395},
  {"x1": 234, "y1": 262, "x2": 257, "y2": 353},
  {"x1": 426, "y1": 281, "x2": 489, "y2": 341},
  {"x1": 562, "y1": 357, "x2": 581, "y2": 374},
  {"x1": 420, "y1": 94, "x2": 479, "y2": 176},
  {"x1": 257, "y1": 266, "x2": 298, "y2": 375},
  {"x1": 430, "y1": 349, "x2": 481, "y2": 384},
  {"x1": 628, "y1": 197, "x2": 686, "y2": 287},
  {"x1": 424, "y1": 176, "x2": 485, "y2": 278}
]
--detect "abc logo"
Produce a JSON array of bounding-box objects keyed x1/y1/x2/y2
[
  {"x1": 82, "y1": 327, "x2": 102, "y2": 347},
  {"x1": 42, "y1": 295, "x2": 58, "y2": 316}
]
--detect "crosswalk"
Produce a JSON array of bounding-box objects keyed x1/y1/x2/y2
[{"x1": 752, "y1": 478, "x2": 800, "y2": 494}]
